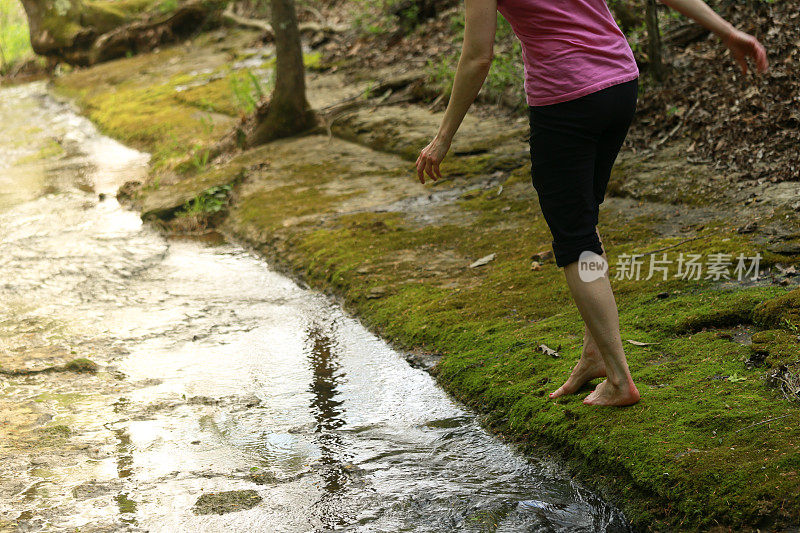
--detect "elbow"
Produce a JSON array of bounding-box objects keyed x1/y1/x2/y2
[
  {"x1": 467, "y1": 53, "x2": 494, "y2": 72},
  {"x1": 477, "y1": 54, "x2": 494, "y2": 70}
]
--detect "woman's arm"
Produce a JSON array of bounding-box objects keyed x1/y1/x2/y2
[
  {"x1": 658, "y1": 0, "x2": 768, "y2": 75},
  {"x1": 416, "y1": 0, "x2": 497, "y2": 184}
]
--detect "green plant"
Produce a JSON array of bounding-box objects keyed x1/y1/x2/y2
[
  {"x1": 177, "y1": 185, "x2": 232, "y2": 217},
  {"x1": 229, "y1": 69, "x2": 265, "y2": 114},
  {"x1": 191, "y1": 145, "x2": 210, "y2": 172},
  {"x1": 198, "y1": 113, "x2": 215, "y2": 136},
  {"x1": 159, "y1": 0, "x2": 178, "y2": 14}
]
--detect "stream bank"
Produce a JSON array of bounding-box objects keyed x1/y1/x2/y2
[{"x1": 48, "y1": 27, "x2": 800, "y2": 531}]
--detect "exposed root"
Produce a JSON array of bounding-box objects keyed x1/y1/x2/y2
[{"x1": 221, "y1": 5, "x2": 347, "y2": 38}]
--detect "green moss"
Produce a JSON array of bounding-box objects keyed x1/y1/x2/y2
[
  {"x1": 754, "y1": 288, "x2": 800, "y2": 330},
  {"x1": 193, "y1": 490, "x2": 262, "y2": 515},
  {"x1": 174, "y1": 65, "x2": 276, "y2": 116},
  {"x1": 303, "y1": 50, "x2": 324, "y2": 71},
  {"x1": 750, "y1": 329, "x2": 800, "y2": 367},
  {"x1": 40, "y1": 425, "x2": 72, "y2": 438},
  {"x1": 14, "y1": 139, "x2": 65, "y2": 165},
  {"x1": 63, "y1": 358, "x2": 98, "y2": 373}
]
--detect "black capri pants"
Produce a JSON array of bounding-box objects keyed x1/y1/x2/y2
[{"x1": 528, "y1": 77, "x2": 638, "y2": 268}]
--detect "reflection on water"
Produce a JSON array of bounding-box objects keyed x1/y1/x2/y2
[
  {"x1": 306, "y1": 325, "x2": 352, "y2": 528},
  {"x1": 0, "y1": 82, "x2": 632, "y2": 532}
]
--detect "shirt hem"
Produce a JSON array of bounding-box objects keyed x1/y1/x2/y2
[{"x1": 527, "y1": 71, "x2": 640, "y2": 107}]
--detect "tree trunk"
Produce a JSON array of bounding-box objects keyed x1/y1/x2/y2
[
  {"x1": 645, "y1": 0, "x2": 667, "y2": 81},
  {"x1": 18, "y1": 0, "x2": 225, "y2": 66},
  {"x1": 609, "y1": 0, "x2": 643, "y2": 34},
  {"x1": 245, "y1": 0, "x2": 316, "y2": 146}
]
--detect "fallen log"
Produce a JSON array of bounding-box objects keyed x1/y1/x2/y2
[{"x1": 19, "y1": 0, "x2": 227, "y2": 66}]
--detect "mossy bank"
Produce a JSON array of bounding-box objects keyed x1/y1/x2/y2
[{"x1": 52, "y1": 27, "x2": 800, "y2": 531}]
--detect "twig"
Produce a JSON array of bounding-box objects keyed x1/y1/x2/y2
[
  {"x1": 636, "y1": 236, "x2": 706, "y2": 257},
  {"x1": 732, "y1": 414, "x2": 791, "y2": 434},
  {"x1": 654, "y1": 101, "x2": 700, "y2": 149}
]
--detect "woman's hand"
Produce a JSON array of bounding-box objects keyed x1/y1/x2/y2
[
  {"x1": 722, "y1": 28, "x2": 768, "y2": 75},
  {"x1": 415, "y1": 136, "x2": 452, "y2": 184},
  {"x1": 658, "y1": 1, "x2": 768, "y2": 75}
]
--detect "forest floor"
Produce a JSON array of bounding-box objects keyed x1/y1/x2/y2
[{"x1": 18, "y1": 18, "x2": 800, "y2": 531}]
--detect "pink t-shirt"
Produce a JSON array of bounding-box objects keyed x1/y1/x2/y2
[{"x1": 496, "y1": 0, "x2": 640, "y2": 106}]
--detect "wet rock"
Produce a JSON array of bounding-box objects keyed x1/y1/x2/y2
[
  {"x1": 737, "y1": 221, "x2": 758, "y2": 234},
  {"x1": 188, "y1": 395, "x2": 220, "y2": 405},
  {"x1": 404, "y1": 350, "x2": 441, "y2": 371},
  {"x1": 192, "y1": 489, "x2": 262, "y2": 515},
  {"x1": 248, "y1": 470, "x2": 279, "y2": 485},
  {"x1": 767, "y1": 241, "x2": 800, "y2": 256},
  {"x1": 63, "y1": 358, "x2": 98, "y2": 373},
  {"x1": 72, "y1": 480, "x2": 120, "y2": 500}
]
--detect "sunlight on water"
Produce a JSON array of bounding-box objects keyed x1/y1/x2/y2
[{"x1": 0, "y1": 82, "x2": 631, "y2": 532}]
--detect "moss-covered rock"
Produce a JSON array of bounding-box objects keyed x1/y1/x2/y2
[
  {"x1": 753, "y1": 288, "x2": 800, "y2": 329},
  {"x1": 63, "y1": 357, "x2": 98, "y2": 373},
  {"x1": 192, "y1": 490, "x2": 262, "y2": 515}
]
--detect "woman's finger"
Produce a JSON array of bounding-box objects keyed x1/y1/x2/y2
[
  {"x1": 755, "y1": 42, "x2": 769, "y2": 73},
  {"x1": 736, "y1": 51, "x2": 748, "y2": 75},
  {"x1": 417, "y1": 159, "x2": 426, "y2": 184},
  {"x1": 424, "y1": 159, "x2": 436, "y2": 182},
  {"x1": 433, "y1": 160, "x2": 442, "y2": 180}
]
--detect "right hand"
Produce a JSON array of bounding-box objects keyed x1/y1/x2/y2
[
  {"x1": 415, "y1": 136, "x2": 451, "y2": 184},
  {"x1": 721, "y1": 28, "x2": 768, "y2": 75}
]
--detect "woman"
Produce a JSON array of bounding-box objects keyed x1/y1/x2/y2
[{"x1": 415, "y1": 0, "x2": 768, "y2": 406}]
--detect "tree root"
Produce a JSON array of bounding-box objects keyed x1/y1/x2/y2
[{"x1": 221, "y1": 5, "x2": 347, "y2": 39}]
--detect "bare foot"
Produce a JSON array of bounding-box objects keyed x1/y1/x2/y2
[
  {"x1": 582, "y1": 377, "x2": 640, "y2": 406},
  {"x1": 549, "y1": 345, "x2": 606, "y2": 399}
]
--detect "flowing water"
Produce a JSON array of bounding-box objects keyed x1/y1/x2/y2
[{"x1": 0, "y1": 82, "x2": 631, "y2": 532}]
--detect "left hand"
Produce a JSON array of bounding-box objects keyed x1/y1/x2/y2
[
  {"x1": 415, "y1": 136, "x2": 451, "y2": 184},
  {"x1": 721, "y1": 28, "x2": 769, "y2": 75}
]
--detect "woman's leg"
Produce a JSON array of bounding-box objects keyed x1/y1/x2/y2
[
  {"x1": 530, "y1": 79, "x2": 640, "y2": 405},
  {"x1": 561, "y1": 230, "x2": 639, "y2": 406},
  {"x1": 549, "y1": 228, "x2": 608, "y2": 399}
]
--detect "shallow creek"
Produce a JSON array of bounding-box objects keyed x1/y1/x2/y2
[{"x1": 0, "y1": 82, "x2": 631, "y2": 532}]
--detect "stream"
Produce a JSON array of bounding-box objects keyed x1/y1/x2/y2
[{"x1": 0, "y1": 82, "x2": 631, "y2": 532}]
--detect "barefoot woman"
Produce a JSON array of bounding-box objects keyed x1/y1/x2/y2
[{"x1": 416, "y1": 0, "x2": 768, "y2": 406}]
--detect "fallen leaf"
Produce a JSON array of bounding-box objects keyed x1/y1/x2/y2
[
  {"x1": 469, "y1": 253, "x2": 496, "y2": 268},
  {"x1": 539, "y1": 344, "x2": 560, "y2": 357},
  {"x1": 627, "y1": 340, "x2": 658, "y2": 346}
]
